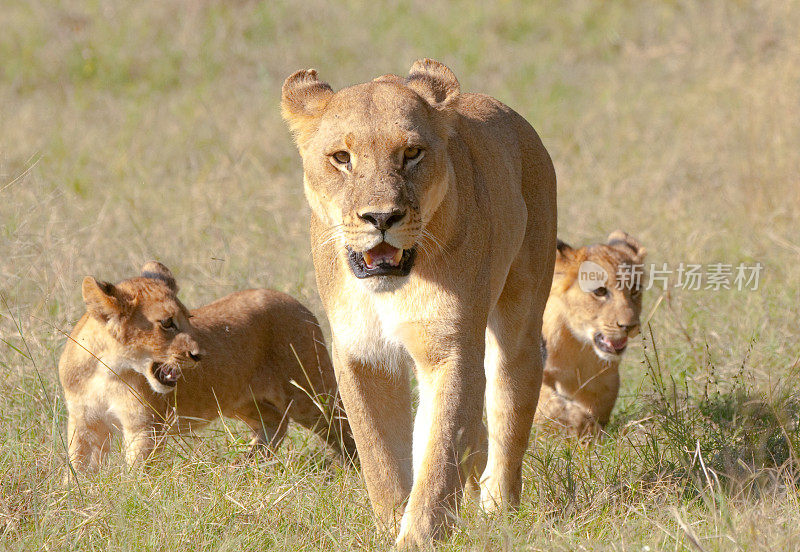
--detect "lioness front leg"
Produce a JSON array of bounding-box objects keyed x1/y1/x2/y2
[
  {"x1": 396, "y1": 332, "x2": 486, "y2": 548},
  {"x1": 481, "y1": 260, "x2": 551, "y2": 511},
  {"x1": 332, "y1": 345, "x2": 414, "y2": 534},
  {"x1": 481, "y1": 327, "x2": 542, "y2": 511}
]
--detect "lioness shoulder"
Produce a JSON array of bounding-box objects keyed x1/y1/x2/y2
[{"x1": 59, "y1": 261, "x2": 355, "y2": 471}]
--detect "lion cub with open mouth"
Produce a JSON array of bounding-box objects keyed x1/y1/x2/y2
[
  {"x1": 59, "y1": 261, "x2": 355, "y2": 471},
  {"x1": 535, "y1": 231, "x2": 646, "y2": 436}
]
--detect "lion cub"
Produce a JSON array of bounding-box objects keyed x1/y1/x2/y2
[
  {"x1": 534, "y1": 231, "x2": 646, "y2": 436},
  {"x1": 59, "y1": 261, "x2": 356, "y2": 471}
]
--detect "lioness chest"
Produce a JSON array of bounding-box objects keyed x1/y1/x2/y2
[
  {"x1": 328, "y1": 273, "x2": 466, "y2": 377},
  {"x1": 331, "y1": 285, "x2": 413, "y2": 377}
]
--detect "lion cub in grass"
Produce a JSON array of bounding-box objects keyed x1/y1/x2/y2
[
  {"x1": 535, "y1": 231, "x2": 646, "y2": 437},
  {"x1": 59, "y1": 261, "x2": 356, "y2": 471}
]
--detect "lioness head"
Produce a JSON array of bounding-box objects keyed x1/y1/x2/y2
[
  {"x1": 281, "y1": 59, "x2": 459, "y2": 291},
  {"x1": 81, "y1": 261, "x2": 202, "y2": 393},
  {"x1": 552, "y1": 231, "x2": 647, "y2": 362}
]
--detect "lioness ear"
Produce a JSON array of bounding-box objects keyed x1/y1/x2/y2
[
  {"x1": 82, "y1": 277, "x2": 123, "y2": 322},
  {"x1": 373, "y1": 73, "x2": 405, "y2": 86},
  {"x1": 607, "y1": 230, "x2": 647, "y2": 261},
  {"x1": 281, "y1": 69, "x2": 334, "y2": 148},
  {"x1": 406, "y1": 58, "x2": 460, "y2": 107},
  {"x1": 141, "y1": 261, "x2": 178, "y2": 292}
]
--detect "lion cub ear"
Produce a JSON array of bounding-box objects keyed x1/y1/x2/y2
[
  {"x1": 555, "y1": 239, "x2": 577, "y2": 263},
  {"x1": 281, "y1": 69, "x2": 334, "y2": 148},
  {"x1": 554, "y1": 240, "x2": 581, "y2": 278},
  {"x1": 607, "y1": 230, "x2": 647, "y2": 262},
  {"x1": 553, "y1": 240, "x2": 584, "y2": 292},
  {"x1": 82, "y1": 277, "x2": 123, "y2": 322},
  {"x1": 140, "y1": 261, "x2": 178, "y2": 292},
  {"x1": 406, "y1": 58, "x2": 460, "y2": 107}
]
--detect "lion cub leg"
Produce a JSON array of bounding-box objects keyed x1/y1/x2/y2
[
  {"x1": 463, "y1": 422, "x2": 488, "y2": 501},
  {"x1": 534, "y1": 383, "x2": 601, "y2": 437},
  {"x1": 118, "y1": 410, "x2": 163, "y2": 466},
  {"x1": 66, "y1": 411, "x2": 113, "y2": 472},
  {"x1": 237, "y1": 401, "x2": 289, "y2": 455},
  {"x1": 289, "y1": 393, "x2": 358, "y2": 461}
]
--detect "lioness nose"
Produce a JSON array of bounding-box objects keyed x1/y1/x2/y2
[{"x1": 359, "y1": 210, "x2": 406, "y2": 231}]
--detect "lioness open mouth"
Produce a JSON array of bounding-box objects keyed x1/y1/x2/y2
[
  {"x1": 151, "y1": 361, "x2": 181, "y2": 388},
  {"x1": 347, "y1": 243, "x2": 417, "y2": 278},
  {"x1": 593, "y1": 333, "x2": 628, "y2": 356}
]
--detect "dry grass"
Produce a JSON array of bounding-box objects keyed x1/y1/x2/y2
[{"x1": 2, "y1": 0, "x2": 799, "y2": 550}]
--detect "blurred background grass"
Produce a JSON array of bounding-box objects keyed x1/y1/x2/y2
[{"x1": 1, "y1": 0, "x2": 799, "y2": 550}]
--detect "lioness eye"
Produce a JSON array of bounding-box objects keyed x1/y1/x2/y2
[
  {"x1": 631, "y1": 286, "x2": 641, "y2": 297},
  {"x1": 404, "y1": 147, "x2": 421, "y2": 160},
  {"x1": 159, "y1": 318, "x2": 176, "y2": 330},
  {"x1": 593, "y1": 286, "x2": 608, "y2": 297},
  {"x1": 331, "y1": 151, "x2": 350, "y2": 165}
]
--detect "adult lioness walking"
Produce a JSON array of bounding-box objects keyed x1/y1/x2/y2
[{"x1": 282, "y1": 59, "x2": 556, "y2": 547}]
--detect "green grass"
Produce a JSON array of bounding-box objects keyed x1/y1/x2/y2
[{"x1": 2, "y1": 0, "x2": 800, "y2": 549}]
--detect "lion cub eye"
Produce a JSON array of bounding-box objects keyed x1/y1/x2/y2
[
  {"x1": 592, "y1": 286, "x2": 608, "y2": 298},
  {"x1": 159, "y1": 318, "x2": 177, "y2": 331},
  {"x1": 331, "y1": 151, "x2": 350, "y2": 165}
]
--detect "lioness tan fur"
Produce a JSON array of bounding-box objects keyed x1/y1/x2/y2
[
  {"x1": 535, "y1": 231, "x2": 646, "y2": 436},
  {"x1": 282, "y1": 59, "x2": 557, "y2": 547},
  {"x1": 58, "y1": 261, "x2": 355, "y2": 471}
]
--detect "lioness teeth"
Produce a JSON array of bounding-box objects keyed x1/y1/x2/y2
[{"x1": 362, "y1": 243, "x2": 404, "y2": 268}]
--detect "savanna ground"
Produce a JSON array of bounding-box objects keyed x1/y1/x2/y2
[{"x1": 2, "y1": 1, "x2": 799, "y2": 550}]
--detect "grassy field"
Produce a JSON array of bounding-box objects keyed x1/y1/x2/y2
[{"x1": 2, "y1": 0, "x2": 799, "y2": 549}]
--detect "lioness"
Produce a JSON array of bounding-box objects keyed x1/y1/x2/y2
[
  {"x1": 282, "y1": 59, "x2": 556, "y2": 547},
  {"x1": 535, "y1": 231, "x2": 646, "y2": 436},
  {"x1": 59, "y1": 261, "x2": 355, "y2": 471}
]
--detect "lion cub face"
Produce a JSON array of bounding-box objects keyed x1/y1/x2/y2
[
  {"x1": 552, "y1": 231, "x2": 647, "y2": 362},
  {"x1": 81, "y1": 261, "x2": 201, "y2": 393},
  {"x1": 282, "y1": 62, "x2": 460, "y2": 290}
]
